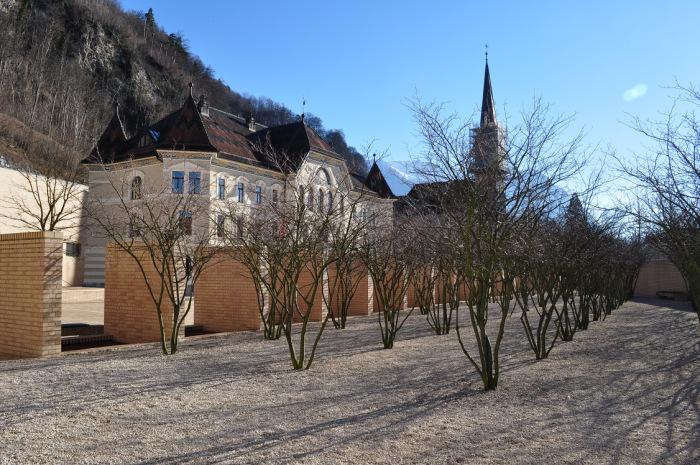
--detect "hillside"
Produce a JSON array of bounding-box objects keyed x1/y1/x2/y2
[{"x1": 0, "y1": 0, "x2": 367, "y2": 176}]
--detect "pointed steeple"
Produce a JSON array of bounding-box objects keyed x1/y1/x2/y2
[{"x1": 480, "y1": 54, "x2": 496, "y2": 127}]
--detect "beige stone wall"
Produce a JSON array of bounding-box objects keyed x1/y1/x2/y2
[
  {"x1": 0, "y1": 231, "x2": 63, "y2": 359},
  {"x1": 104, "y1": 243, "x2": 184, "y2": 344},
  {"x1": 634, "y1": 260, "x2": 688, "y2": 297},
  {"x1": 0, "y1": 165, "x2": 87, "y2": 286},
  {"x1": 196, "y1": 253, "x2": 262, "y2": 332}
]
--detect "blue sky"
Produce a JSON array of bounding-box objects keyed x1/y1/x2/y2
[{"x1": 119, "y1": 0, "x2": 700, "y2": 171}]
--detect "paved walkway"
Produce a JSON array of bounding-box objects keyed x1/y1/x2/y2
[{"x1": 61, "y1": 287, "x2": 194, "y2": 326}]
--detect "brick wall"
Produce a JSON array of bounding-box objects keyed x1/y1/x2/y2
[
  {"x1": 634, "y1": 260, "x2": 688, "y2": 297},
  {"x1": 372, "y1": 268, "x2": 408, "y2": 313},
  {"x1": 295, "y1": 266, "x2": 328, "y2": 323},
  {"x1": 327, "y1": 263, "x2": 373, "y2": 317},
  {"x1": 196, "y1": 253, "x2": 262, "y2": 332},
  {"x1": 104, "y1": 243, "x2": 184, "y2": 344},
  {"x1": 0, "y1": 231, "x2": 63, "y2": 359}
]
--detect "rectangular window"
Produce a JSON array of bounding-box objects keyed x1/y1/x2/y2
[
  {"x1": 64, "y1": 242, "x2": 81, "y2": 257},
  {"x1": 238, "y1": 182, "x2": 245, "y2": 203},
  {"x1": 179, "y1": 211, "x2": 193, "y2": 235},
  {"x1": 216, "y1": 215, "x2": 224, "y2": 238},
  {"x1": 218, "y1": 178, "x2": 225, "y2": 200},
  {"x1": 255, "y1": 186, "x2": 262, "y2": 204},
  {"x1": 189, "y1": 172, "x2": 201, "y2": 194},
  {"x1": 172, "y1": 171, "x2": 184, "y2": 194},
  {"x1": 272, "y1": 189, "x2": 278, "y2": 204},
  {"x1": 236, "y1": 217, "x2": 243, "y2": 238}
]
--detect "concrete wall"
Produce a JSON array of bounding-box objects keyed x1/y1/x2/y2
[
  {"x1": 0, "y1": 231, "x2": 63, "y2": 359},
  {"x1": 0, "y1": 165, "x2": 86, "y2": 286},
  {"x1": 104, "y1": 243, "x2": 184, "y2": 344},
  {"x1": 196, "y1": 253, "x2": 262, "y2": 332},
  {"x1": 634, "y1": 260, "x2": 688, "y2": 297}
]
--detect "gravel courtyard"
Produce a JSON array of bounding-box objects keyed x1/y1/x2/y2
[{"x1": 1, "y1": 298, "x2": 698, "y2": 464}]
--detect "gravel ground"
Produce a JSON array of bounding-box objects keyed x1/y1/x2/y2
[{"x1": 1, "y1": 298, "x2": 698, "y2": 464}]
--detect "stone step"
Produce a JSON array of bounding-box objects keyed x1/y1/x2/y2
[
  {"x1": 62, "y1": 324, "x2": 104, "y2": 337},
  {"x1": 185, "y1": 324, "x2": 204, "y2": 336},
  {"x1": 61, "y1": 334, "x2": 114, "y2": 346}
]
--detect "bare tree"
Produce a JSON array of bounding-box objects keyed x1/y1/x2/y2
[
  {"x1": 222, "y1": 141, "x2": 369, "y2": 368},
  {"x1": 85, "y1": 159, "x2": 218, "y2": 354},
  {"x1": 359, "y1": 222, "x2": 414, "y2": 349},
  {"x1": 622, "y1": 83, "x2": 700, "y2": 320},
  {"x1": 407, "y1": 95, "x2": 587, "y2": 389},
  {"x1": 0, "y1": 143, "x2": 84, "y2": 232}
]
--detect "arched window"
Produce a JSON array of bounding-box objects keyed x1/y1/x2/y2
[
  {"x1": 299, "y1": 185, "x2": 305, "y2": 205},
  {"x1": 327, "y1": 192, "x2": 333, "y2": 212},
  {"x1": 131, "y1": 176, "x2": 142, "y2": 200},
  {"x1": 307, "y1": 188, "x2": 314, "y2": 211},
  {"x1": 315, "y1": 168, "x2": 331, "y2": 185},
  {"x1": 318, "y1": 189, "x2": 324, "y2": 212},
  {"x1": 339, "y1": 196, "x2": 344, "y2": 215}
]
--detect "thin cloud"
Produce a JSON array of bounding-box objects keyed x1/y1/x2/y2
[{"x1": 623, "y1": 84, "x2": 648, "y2": 101}]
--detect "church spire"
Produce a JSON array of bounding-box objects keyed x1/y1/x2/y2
[{"x1": 480, "y1": 52, "x2": 496, "y2": 128}]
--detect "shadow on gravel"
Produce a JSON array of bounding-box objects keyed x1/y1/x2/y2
[{"x1": 523, "y1": 300, "x2": 699, "y2": 464}]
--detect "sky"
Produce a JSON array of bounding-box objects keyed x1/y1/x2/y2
[{"x1": 118, "y1": 0, "x2": 700, "y2": 178}]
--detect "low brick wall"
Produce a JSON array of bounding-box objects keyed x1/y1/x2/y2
[
  {"x1": 0, "y1": 231, "x2": 63, "y2": 359},
  {"x1": 104, "y1": 243, "x2": 183, "y2": 344},
  {"x1": 330, "y1": 265, "x2": 373, "y2": 317},
  {"x1": 295, "y1": 267, "x2": 328, "y2": 323},
  {"x1": 196, "y1": 253, "x2": 262, "y2": 332},
  {"x1": 634, "y1": 260, "x2": 688, "y2": 297}
]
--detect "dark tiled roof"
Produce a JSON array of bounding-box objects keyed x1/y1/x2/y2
[
  {"x1": 84, "y1": 112, "x2": 127, "y2": 163},
  {"x1": 480, "y1": 60, "x2": 496, "y2": 127},
  {"x1": 250, "y1": 121, "x2": 341, "y2": 172},
  {"x1": 83, "y1": 92, "x2": 389, "y2": 198},
  {"x1": 350, "y1": 172, "x2": 368, "y2": 190},
  {"x1": 201, "y1": 108, "x2": 259, "y2": 162},
  {"x1": 158, "y1": 95, "x2": 216, "y2": 152},
  {"x1": 364, "y1": 161, "x2": 395, "y2": 199}
]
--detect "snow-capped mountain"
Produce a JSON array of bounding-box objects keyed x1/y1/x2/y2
[{"x1": 376, "y1": 159, "x2": 422, "y2": 196}]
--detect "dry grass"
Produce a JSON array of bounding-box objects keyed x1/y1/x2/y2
[{"x1": 0, "y1": 298, "x2": 698, "y2": 464}]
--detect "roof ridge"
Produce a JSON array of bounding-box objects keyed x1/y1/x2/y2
[{"x1": 208, "y1": 106, "x2": 269, "y2": 129}]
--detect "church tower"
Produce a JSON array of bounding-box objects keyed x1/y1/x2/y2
[{"x1": 470, "y1": 52, "x2": 507, "y2": 182}]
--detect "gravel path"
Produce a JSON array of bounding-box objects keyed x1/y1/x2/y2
[{"x1": 1, "y1": 298, "x2": 698, "y2": 464}]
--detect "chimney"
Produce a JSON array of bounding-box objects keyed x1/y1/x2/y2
[
  {"x1": 246, "y1": 111, "x2": 256, "y2": 131},
  {"x1": 197, "y1": 93, "x2": 209, "y2": 116}
]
